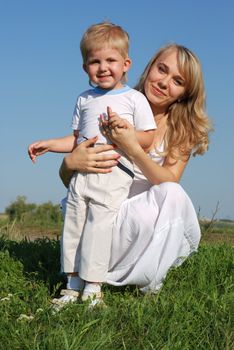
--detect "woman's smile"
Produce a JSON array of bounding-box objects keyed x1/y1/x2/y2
[{"x1": 151, "y1": 85, "x2": 166, "y2": 97}]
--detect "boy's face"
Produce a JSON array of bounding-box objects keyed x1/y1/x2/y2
[{"x1": 83, "y1": 47, "x2": 131, "y2": 90}]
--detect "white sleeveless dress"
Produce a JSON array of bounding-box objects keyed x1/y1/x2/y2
[{"x1": 106, "y1": 145, "x2": 201, "y2": 293}]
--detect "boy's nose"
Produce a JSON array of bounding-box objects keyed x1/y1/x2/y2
[{"x1": 99, "y1": 61, "x2": 108, "y2": 71}]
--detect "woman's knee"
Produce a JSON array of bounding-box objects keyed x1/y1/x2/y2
[
  {"x1": 152, "y1": 181, "x2": 184, "y2": 197},
  {"x1": 150, "y1": 182, "x2": 186, "y2": 209}
]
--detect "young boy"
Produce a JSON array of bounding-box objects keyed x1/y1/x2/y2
[{"x1": 28, "y1": 22, "x2": 156, "y2": 308}]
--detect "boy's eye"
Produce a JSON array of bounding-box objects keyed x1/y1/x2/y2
[{"x1": 88, "y1": 59, "x2": 99, "y2": 64}]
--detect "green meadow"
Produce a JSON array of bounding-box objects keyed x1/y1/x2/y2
[{"x1": 0, "y1": 198, "x2": 233, "y2": 349}]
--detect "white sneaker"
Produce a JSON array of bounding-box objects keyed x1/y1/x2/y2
[
  {"x1": 81, "y1": 291, "x2": 106, "y2": 309},
  {"x1": 51, "y1": 289, "x2": 80, "y2": 311}
]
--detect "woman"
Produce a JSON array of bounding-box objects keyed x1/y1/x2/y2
[{"x1": 59, "y1": 44, "x2": 212, "y2": 295}]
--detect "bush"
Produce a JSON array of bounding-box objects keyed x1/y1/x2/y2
[
  {"x1": 5, "y1": 196, "x2": 63, "y2": 227},
  {"x1": 5, "y1": 196, "x2": 36, "y2": 221}
]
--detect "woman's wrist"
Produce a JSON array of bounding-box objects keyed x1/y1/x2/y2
[
  {"x1": 64, "y1": 152, "x2": 77, "y2": 171},
  {"x1": 124, "y1": 143, "x2": 144, "y2": 162}
]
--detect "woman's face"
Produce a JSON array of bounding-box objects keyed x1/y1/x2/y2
[{"x1": 144, "y1": 49, "x2": 186, "y2": 114}]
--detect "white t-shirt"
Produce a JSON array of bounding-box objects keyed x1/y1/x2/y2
[{"x1": 71, "y1": 85, "x2": 156, "y2": 144}]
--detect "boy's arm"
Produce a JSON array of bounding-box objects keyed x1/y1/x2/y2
[
  {"x1": 28, "y1": 133, "x2": 78, "y2": 163},
  {"x1": 135, "y1": 130, "x2": 155, "y2": 151}
]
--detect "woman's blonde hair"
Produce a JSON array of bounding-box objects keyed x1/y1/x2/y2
[
  {"x1": 80, "y1": 21, "x2": 129, "y2": 63},
  {"x1": 135, "y1": 44, "x2": 213, "y2": 159}
]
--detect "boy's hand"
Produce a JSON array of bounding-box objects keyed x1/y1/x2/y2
[
  {"x1": 28, "y1": 140, "x2": 50, "y2": 163},
  {"x1": 107, "y1": 106, "x2": 128, "y2": 129}
]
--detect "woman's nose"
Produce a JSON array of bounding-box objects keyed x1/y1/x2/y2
[{"x1": 158, "y1": 76, "x2": 170, "y2": 88}]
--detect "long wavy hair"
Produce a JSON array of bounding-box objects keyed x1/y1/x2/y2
[{"x1": 135, "y1": 44, "x2": 213, "y2": 159}]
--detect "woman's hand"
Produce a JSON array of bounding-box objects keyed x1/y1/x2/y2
[
  {"x1": 102, "y1": 107, "x2": 142, "y2": 159},
  {"x1": 67, "y1": 136, "x2": 120, "y2": 172},
  {"x1": 59, "y1": 136, "x2": 120, "y2": 187}
]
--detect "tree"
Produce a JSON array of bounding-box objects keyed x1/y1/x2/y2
[
  {"x1": 5, "y1": 196, "x2": 36, "y2": 221},
  {"x1": 35, "y1": 202, "x2": 63, "y2": 225},
  {"x1": 5, "y1": 196, "x2": 63, "y2": 226}
]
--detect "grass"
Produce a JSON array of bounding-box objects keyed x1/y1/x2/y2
[
  {"x1": 200, "y1": 220, "x2": 234, "y2": 246},
  {"x1": 0, "y1": 234, "x2": 233, "y2": 350},
  {"x1": 1, "y1": 215, "x2": 234, "y2": 244}
]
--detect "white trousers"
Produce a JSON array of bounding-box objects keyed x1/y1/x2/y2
[{"x1": 61, "y1": 165, "x2": 133, "y2": 281}]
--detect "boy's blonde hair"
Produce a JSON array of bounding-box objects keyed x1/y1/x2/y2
[{"x1": 80, "y1": 21, "x2": 130, "y2": 64}]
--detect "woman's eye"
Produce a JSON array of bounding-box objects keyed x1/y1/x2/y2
[
  {"x1": 174, "y1": 79, "x2": 182, "y2": 86},
  {"x1": 174, "y1": 79, "x2": 184, "y2": 86},
  {"x1": 158, "y1": 65, "x2": 165, "y2": 73}
]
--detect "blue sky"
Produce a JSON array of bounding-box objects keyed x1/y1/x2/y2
[{"x1": 0, "y1": 0, "x2": 233, "y2": 219}]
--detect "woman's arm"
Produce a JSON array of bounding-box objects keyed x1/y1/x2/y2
[
  {"x1": 103, "y1": 125, "x2": 189, "y2": 184},
  {"x1": 131, "y1": 146, "x2": 188, "y2": 183},
  {"x1": 59, "y1": 137, "x2": 120, "y2": 188}
]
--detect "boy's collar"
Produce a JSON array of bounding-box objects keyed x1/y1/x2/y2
[{"x1": 93, "y1": 85, "x2": 131, "y2": 95}]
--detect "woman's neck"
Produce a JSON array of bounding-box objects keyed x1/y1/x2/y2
[
  {"x1": 154, "y1": 112, "x2": 168, "y2": 128},
  {"x1": 150, "y1": 102, "x2": 168, "y2": 123},
  {"x1": 151, "y1": 113, "x2": 168, "y2": 150}
]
